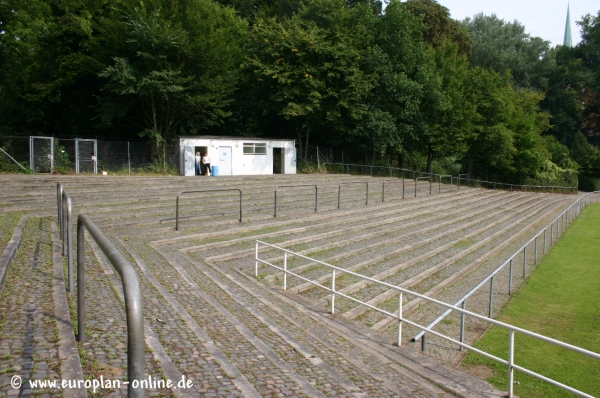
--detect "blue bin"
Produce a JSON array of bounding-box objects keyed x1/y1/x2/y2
[{"x1": 212, "y1": 165, "x2": 219, "y2": 176}]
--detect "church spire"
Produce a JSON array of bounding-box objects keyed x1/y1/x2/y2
[{"x1": 563, "y1": 3, "x2": 573, "y2": 47}]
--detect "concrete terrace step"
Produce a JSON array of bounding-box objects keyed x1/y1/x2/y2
[{"x1": 0, "y1": 174, "x2": 531, "y2": 397}]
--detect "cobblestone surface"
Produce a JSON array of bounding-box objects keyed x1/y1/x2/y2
[
  {"x1": 0, "y1": 218, "x2": 61, "y2": 397},
  {"x1": 2, "y1": 174, "x2": 574, "y2": 397}
]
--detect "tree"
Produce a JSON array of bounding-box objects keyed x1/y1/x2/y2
[
  {"x1": 97, "y1": 0, "x2": 247, "y2": 167},
  {"x1": 240, "y1": 0, "x2": 375, "y2": 159},
  {"x1": 402, "y1": 0, "x2": 471, "y2": 55},
  {"x1": 462, "y1": 13, "x2": 551, "y2": 90}
]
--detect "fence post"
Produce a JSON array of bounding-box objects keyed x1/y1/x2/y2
[
  {"x1": 397, "y1": 292, "x2": 403, "y2": 347},
  {"x1": 255, "y1": 242, "x2": 259, "y2": 277},
  {"x1": 508, "y1": 330, "x2": 515, "y2": 398},
  {"x1": 534, "y1": 237, "x2": 538, "y2": 264},
  {"x1": 509, "y1": 259, "x2": 513, "y2": 294},
  {"x1": 523, "y1": 246, "x2": 527, "y2": 277},
  {"x1": 489, "y1": 276, "x2": 494, "y2": 317},
  {"x1": 283, "y1": 252, "x2": 287, "y2": 291},
  {"x1": 331, "y1": 269, "x2": 336, "y2": 314},
  {"x1": 402, "y1": 179, "x2": 405, "y2": 199},
  {"x1": 459, "y1": 301, "x2": 466, "y2": 351}
]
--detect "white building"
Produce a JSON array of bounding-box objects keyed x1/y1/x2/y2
[{"x1": 179, "y1": 136, "x2": 296, "y2": 176}]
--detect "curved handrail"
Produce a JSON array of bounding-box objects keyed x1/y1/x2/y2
[
  {"x1": 274, "y1": 184, "x2": 318, "y2": 218},
  {"x1": 176, "y1": 189, "x2": 242, "y2": 230},
  {"x1": 77, "y1": 214, "x2": 145, "y2": 397},
  {"x1": 338, "y1": 181, "x2": 369, "y2": 209}
]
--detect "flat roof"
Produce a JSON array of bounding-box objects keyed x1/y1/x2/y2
[{"x1": 178, "y1": 135, "x2": 295, "y2": 142}]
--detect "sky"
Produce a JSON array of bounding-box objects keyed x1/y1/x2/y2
[{"x1": 435, "y1": 0, "x2": 600, "y2": 47}]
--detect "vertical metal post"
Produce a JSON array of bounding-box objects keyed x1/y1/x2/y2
[
  {"x1": 489, "y1": 276, "x2": 494, "y2": 317},
  {"x1": 255, "y1": 242, "x2": 259, "y2": 277},
  {"x1": 397, "y1": 292, "x2": 402, "y2": 347},
  {"x1": 338, "y1": 184, "x2": 341, "y2": 209},
  {"x1": 550, "y1": 221, "x2": 553, "y2": 244},
  {"x1": 523, "y1": 246, "x2": 527, "y2": 277},
  {"x1": 331, "y1": 269, "x2": 336, "y2": 314},
  {"x1": 128, "y1": 141, "x2": 131, "y2": 175},
  {"x1": 415, "y1": 179, "x2": 417, "y2": 198},
  {"x1": 508, "y1": 330, "x2": 515, "y2": 398},
  {"x1": 366, "y1": 182, "x2": 369, "y2": 205},
  {"x1": 508, "y1": 259, "x2": 513, "y2": 294},
  {"x1": 534, "y1": 237, "x2": 538, "y2": 264},
  {"x1": 283, "y1": 252, "x2": 287, "y2": 291},
  {"x1": 402, "y1": 179, "x2": 405, "y2": 199},
  {"x1": 77, "y1": 219, "x2": 85, "y2": 343},
  {"x1": 429, "y1": 178, "x2": 432, "y2": 195},
  {"x1": 175, "y1": 194, "x2": 180, "y2": 230},
  {"x1": 421, "y1": 334, "x2": 426, "y2": 351},
  {"x1": 382, "y1": 181, "x2": 385, "y2": 202},
  {"x1": 61, "y1": 193, "x2": 67, "y2": 256},
  {"x1": 67, "y1": 197, "x2": 73, "y2": 293},
  {"x1": 274, "y1": 190, "x2": 278, "y2": 217},
  {"x1": 57, "y1": 183, "x2": 63, "y2": 239},
  {"x1": 459, "y1": 301, "x2": 466, "y2": 351}
]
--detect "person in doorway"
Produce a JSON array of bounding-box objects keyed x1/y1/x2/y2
[
  {"x1": 194, "y1": 152, "x2": 201, "y2": 175},
  {"x1": 202, "y1": 152, "x2": 212, "y2": 176}
]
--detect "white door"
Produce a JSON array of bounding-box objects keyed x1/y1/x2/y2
[
  {"x1": 218, "y1": 146, "x2": 232, "y2": 175},
  {"x1": 184, "y1": 146, "x2": 195, "y2": 176},
  {"x1": 285, "y1": 147, "x2": 296, "y2": 174}
]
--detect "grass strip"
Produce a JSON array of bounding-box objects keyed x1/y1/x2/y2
[{"x1": 462, "y1": 202, "x2": 600, "y2": 398}]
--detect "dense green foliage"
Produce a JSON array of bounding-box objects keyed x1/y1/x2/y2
[{"x1": 0, "y1": 0, "x2": 598, "y2": 187}]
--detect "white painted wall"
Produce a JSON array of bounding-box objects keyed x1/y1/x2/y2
[{"x1": 179, "y1": 137, "x2": 296, "y2": 176}]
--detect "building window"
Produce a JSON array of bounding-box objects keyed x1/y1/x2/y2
[{"x1": 243, "y1": 142, "x2": 267, "y2": 155}]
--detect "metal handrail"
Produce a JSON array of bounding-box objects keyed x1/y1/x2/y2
[
  {"x1": 323, "y1": 162, "x2": 578, "y2": 194},
  {"x1": 382, "y1": 178, "x2": 405, "y2": 202},
  {"x1": 77, "y1": 214, "x2": 145, "y2": 398},
  {"x1": 338, "y1": 181, "x2": 369, "y2": 209},
  {"x1": 415, "y1": 176, "x2": 431, "y2": 197},
  {"x1": 57, "y1": 183, "x2": 74, "y2": 292},
  {"x1": 456, "y1": 177, "x2": 577, "y2": 194},
  {"x1": 437, "y1": 175, "x2": 452, "y2": 193},
  {"x1": 255, "y1": 238, "x2": 600, "y2": 398},
  {"x1": 412, "y1": 190, "x2": 600, "y2": 348},
  {"x1": 176, "y1": 189, "x2": 242, "y2": 230},
  {"x1": 274, "y1": 185, "x2": 318, "y2": 218}
]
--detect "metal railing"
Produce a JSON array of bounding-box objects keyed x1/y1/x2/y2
[
  {"x1": 176, "y1": 189, "x2": 242, "y2": 230},
  {"x1": 323, "y1": 162, "x2": 578, "y2": 194},
  {"x1": 382, "y1": 179, "x2": 405, "y2": 202},
  {"x1": 274, "y1": 185, "x2": 318, "y2": 218},
  {"x1": 57, "y1": 183, "x2": 74, "y2": 292},
  {"x1": 457, "y1": 177, "x2": 577, "y2": 194},
  {"x1": 412, "y1": 190, "x2": 600, "y2": 351},
  {"x1": 57, "y1": 184, "x2": 145, "y2": 397},
  {"x1": 77, "y1": 214, "x2": 145, "y2": 397},
  {"x1": 338, "y1": 181, "x2": 369, "y2": 209},
  {"x1": 415, "y1": 176, "x2": 431, "y2": 197},
  {"x1": 255, "y1": 236, "x2": 600, "y2": 398}
]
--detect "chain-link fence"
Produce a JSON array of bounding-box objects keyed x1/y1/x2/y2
[{"x1": 0, "y1": 135, "x2": 165, "y2": 174}]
